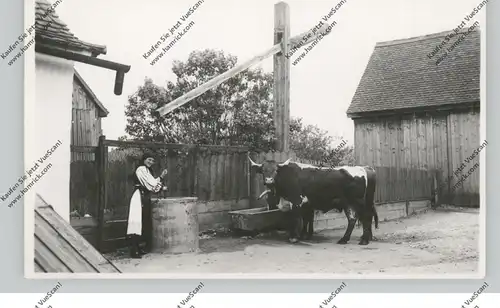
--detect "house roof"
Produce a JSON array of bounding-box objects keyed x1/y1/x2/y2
[
  {"x1": 346, "y1": 28, "x2": 480, "y2": 117},
  {"x1": 74, "y1": 70, "x2": 109, "y2": 117},
  {"x1": 34, "y1": 194, "x2": 121, "y2": 273},
  {"x1": 35, "y1": 0, "x2": 107, "y2": 57}
]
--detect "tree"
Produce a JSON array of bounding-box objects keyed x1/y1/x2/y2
[
  {"x1": 289, "y1": 117, "x2": 352, "y2": 166},
  {"x1": 335, "y1": 145, "x2": 356, "y2": 166},
  {"x1": 125, "y1": 49, "x2": 275, "y2": 150},
  {"x1": 289, "y1": 117, "x2": 334, "y2": 162},
  {"x1": 123, "y1": 48, "x2": 353, "y2": 164}
]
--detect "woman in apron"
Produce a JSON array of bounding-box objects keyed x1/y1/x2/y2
[{"x1": 127, "y1": 153, "x2": 168, "y2": 258}]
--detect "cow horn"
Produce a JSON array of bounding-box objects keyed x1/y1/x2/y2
[
  {"x1": 248, "y1": 156, "x2": 262, "y2": 168},
  {"x1": 258, "y1": 189, "x2": 271, "y2": 200},
  {"x1": 278, "y1": 158, "x2": 291, "y2": 167}
]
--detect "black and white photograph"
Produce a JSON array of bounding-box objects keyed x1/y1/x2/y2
[{"x1": 22, "y1": 0, "x2": 485, "y2": 277}]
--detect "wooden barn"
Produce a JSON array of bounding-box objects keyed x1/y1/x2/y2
[
  {"x1": 70, "y1": 71, "x2": 109, "y2": 219},
  {"x1": 347, "y1": 28, "x2": 481, "y2": 208},
  {"x1": 71, "y1": 70, "x2": 109, "y2": 162}
]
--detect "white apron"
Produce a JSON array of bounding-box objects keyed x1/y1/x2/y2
[
  {"x1": 126, "y1": 189, "x2": 143, "y2": 235},
  {"x1": 126, "y1": 166, "x2": 163, "y2": 236}
]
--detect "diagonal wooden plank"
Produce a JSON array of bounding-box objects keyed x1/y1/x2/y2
[
  {"x1": 156, "y1": 22, "x2": 333, "y2": 117},
  {"x1": 34, "y1": 235, "x2": 73, "y2": 273},
  {"x1": 156, "y1": 43, "x2": 281, "y2": 116},
  {"x1": 289, "y1": 22, "x2": 332, "y2": 49},
  {"x1": 35, "y1": 195, "x2": 121, "y2": 273},
  {"x1": 35, "y1": 211, "x2": 99, "y2": 273},
  {"x1": 34, "y1": 260, "x2": 45, "y2": 273}
]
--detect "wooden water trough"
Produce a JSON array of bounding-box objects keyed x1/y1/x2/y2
[{"x1": 228, "y1": 207, "x2": 287, "y2": 232}]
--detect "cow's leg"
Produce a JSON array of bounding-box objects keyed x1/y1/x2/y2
[
  {"x1": 358, "y1": 207, "x2": 373, "y2": 245},
  {"x1": 337, "y1": 205, "x2": 358, "y2": 244},
  {"x1": 299, "y1": 206, "x2": 313, "y2": 240},
  {"x1": 304, "y1": 207, "x2": 314, "y2": 240},
  {"x1": 299, "y1": 216, "x2": 307, "y2": 240},
  {"x1": 287, "y1": 208, "x2": 301, "y2": 243},
  {"x1": 298, "y1": 206, "x2": 306, "y2": 239}
]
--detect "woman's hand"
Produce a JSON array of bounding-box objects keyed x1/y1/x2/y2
[{"x1": 160, "y1": 169, "x2": 168, "y2": 178}]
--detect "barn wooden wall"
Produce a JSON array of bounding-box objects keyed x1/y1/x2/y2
[
  {"x1": 353, "y1": 107, "x2": 480, "y2": 207},
  {"x1": 447, "y1": 110, "x2": 481, "y2": 206},
  {"x1": 71, "y1": 77, "x2": 102, "y2": 162}
]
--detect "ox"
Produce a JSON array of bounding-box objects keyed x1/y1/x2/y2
[{"x1": 250, "y1": 157, "x2": 379, "y2": 245}]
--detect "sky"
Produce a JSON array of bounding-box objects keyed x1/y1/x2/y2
[{"x1": 52, "y1": 0, "x2": 481, "y2": 145}]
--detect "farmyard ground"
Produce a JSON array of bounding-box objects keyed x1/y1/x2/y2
[{"x1": 106, "y1": 209, "x2": 479, "y2": 275}]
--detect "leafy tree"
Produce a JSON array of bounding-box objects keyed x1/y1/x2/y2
[
  {"x1": 123, "y1": 48, "x2": 353, "y2": 164},
  {"x1": 290, "y1": 117, "x2": 334, "y2": 162},
  {"x1": 125, "y1": 49, "x2": 275, "y2": 150},
  {"x1": 335, "y1": 145, "x2": 356, "y2": 166}
]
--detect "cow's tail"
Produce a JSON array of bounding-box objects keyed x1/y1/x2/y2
[{"x1": 364, "y1": 166, "x2": 378, "y2": 229}]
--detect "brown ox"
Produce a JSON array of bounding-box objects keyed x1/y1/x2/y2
[{"x1": 250, "y1": 157, "x2": 378, "y2": 245}]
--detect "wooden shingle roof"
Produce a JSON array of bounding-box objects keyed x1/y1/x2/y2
[
  {"x1": 34, "y1": 194, "x2": 121, "y2": 273},
  {"x1": 35, "y1": 0, "x2": 107, "y2": 56},
  {"x1": 346, "y1": 28, "x2": 480, "y2": 117}
]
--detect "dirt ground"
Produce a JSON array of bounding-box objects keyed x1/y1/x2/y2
[{"x1": 106, "y1": 209, "x2": 480, "y2": 275}]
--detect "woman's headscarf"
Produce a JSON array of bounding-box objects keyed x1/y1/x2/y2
[
  {"x1": 129, "y1": 152, "x2": 156, "y2": 183},
  {"x1": 140, "y1": 152, "x2": 156, "y2": 174},
  {"x1": 140, "y1": 152, "x2": 155, "y2": 164}
]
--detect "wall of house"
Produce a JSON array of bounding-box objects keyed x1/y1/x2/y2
[
  {"x1": 35, "y1": 53, "x2": 74, "y2": 222},
  {"x1": 353, "y1": 106, "x2": 480, "y2": 207},
  {"x1": 71, "y1": 77, "x2": 103, "y2": 162}
]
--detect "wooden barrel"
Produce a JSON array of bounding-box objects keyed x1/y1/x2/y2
[{"x1": 151, "y1": 197, "x2": 199, "y2": 254}]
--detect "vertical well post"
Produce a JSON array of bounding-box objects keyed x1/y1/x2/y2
[{"x1": 273, "y1": 2, "x2": 291, "y2": 152}]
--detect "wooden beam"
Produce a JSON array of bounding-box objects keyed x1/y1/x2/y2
[
  {"x1": 103, "y1": 139, "x2": 250, "y2": 152},
  {"x1": 70, "y1": 145, "x2": 98, "y2": 153},
  {"x1": 289, "y1": 22, "x2": 332, "y2": 50},
  {"x1": 274, "y1": 2, "x2": 290, "y2": 152},
  {"x1": 156, "y1": 44, "x2": 281, "y2": 116},
  {"x1": 156, "y1": 22, "x2": 334, "y2": 117}
]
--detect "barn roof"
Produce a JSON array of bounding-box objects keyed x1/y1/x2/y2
[
  {"x1": 35, "y1": 0, "x2": 107, "y2": 57},
  {"x1": 74, "y1": 70, "x2": 110, "y2": 117},
  {"x1": 34, "y1": 194, "x2": 121, "y2": 273},
  {"x1": 346, "y1": 28, "x2": 480, "y2": 117}
]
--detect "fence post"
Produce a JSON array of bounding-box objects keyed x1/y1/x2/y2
[
  {"x1": 246, "y1": 151, "x2": 251, "y2": 202},
  {"x1": 248, "y1": 151, "x2": 256, "y2": 208},
  {"x1": 96, "y1": 135, "x2": 108, "y2": 252},
  {"x1": 191, "y1": 147, "x2": 198, "y2": 197}
]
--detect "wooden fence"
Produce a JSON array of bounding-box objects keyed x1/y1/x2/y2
[
  {"x1": 70, "y1": 138, "x2": 257, "y2": 251},
  {"x1": 70, "y1": 138, "x2": 436, "y2": 252},
  {"x1": 104, "y1": 143, "x2": 251, "y2": 219}
]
